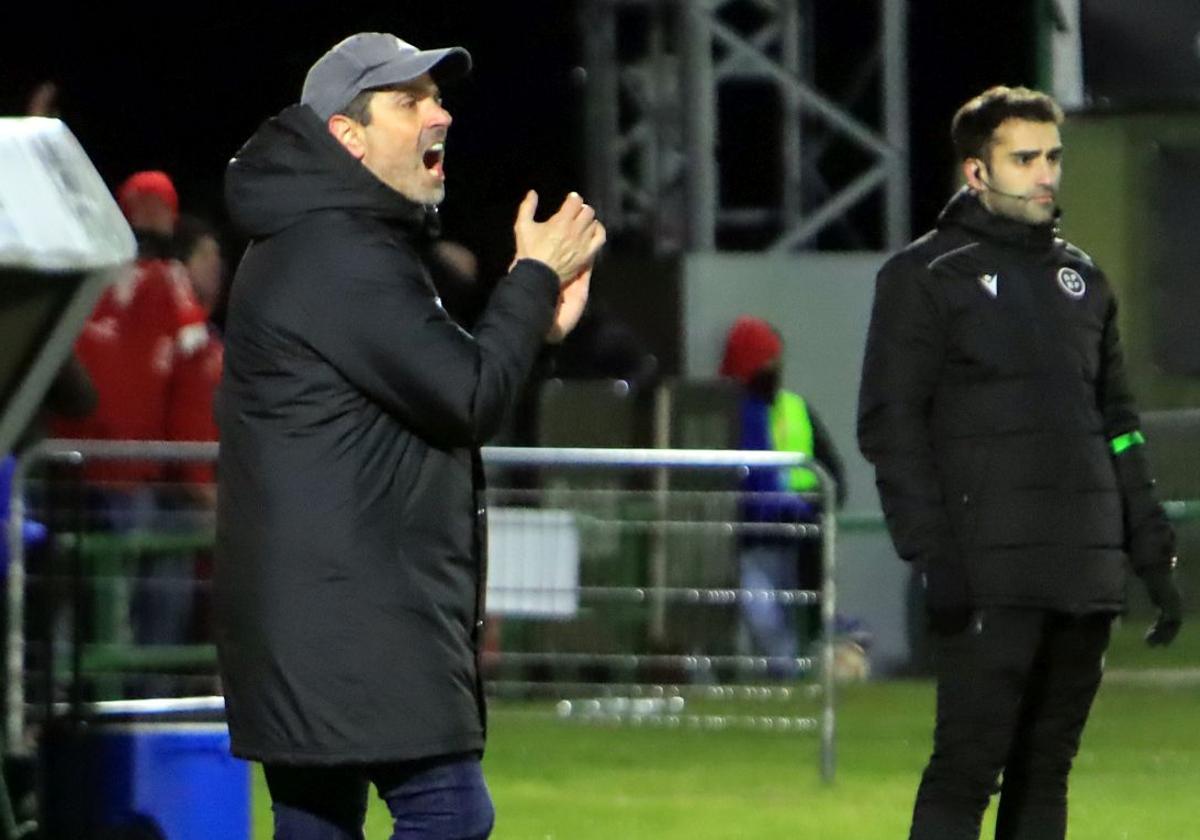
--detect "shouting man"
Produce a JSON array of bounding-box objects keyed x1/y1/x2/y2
[{"x1": 215, "y1": 32, "x2": 604, "y2": 839}]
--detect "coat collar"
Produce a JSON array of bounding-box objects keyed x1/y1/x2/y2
[
  {"x1": 937, "y1": 188, "x2": 1058, "y2": 253},
  {"x1": 226, "y1": 104, "x2": 440, "y2": 241}
]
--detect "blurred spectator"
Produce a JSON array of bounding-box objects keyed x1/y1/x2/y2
[
  {"x1": 25, "y1": 81, "x2": 60, "y2": 119},
  {"x1": 12, "y1": 355, "x2": 96, "y2": 454},
  {"x1": 426, "y1": 240, "x2": 658, "y2": 447},
  {"x1": 117, "y1": 171, "x2": 184, "y2": 260},
  {"x1": 2, "y1": 357, "x2": 96, "y2": 581},
  {"x1": 720, "y1": 315, "x2": 845, "y2": 674},
  {"x1": 426, "y1": 239, "x2": 487, "y2": 329},
  {"x1": 167, "y1": 215, "x2": 227, "y2": 669},
  {"x1": 544, "y1": 298, "x2": 659, "y2": 393},
  {"x1": 52, "y1": 170, "x2": 208, "y2": 487},
  {"x1": 50, "y1": 171, "x2": 210, "y2": 698},
  {"x1": 174, "y1": 214, "x2": 224, "y2": 316},
  {"x1": 502, "y1": 294, "x2": 659, "y2": 449},
  {"x1": 166, "y1": 215, "x2": 224, "y2": 493}
]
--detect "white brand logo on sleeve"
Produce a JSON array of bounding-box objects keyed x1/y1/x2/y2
[
  {"x1": 979, "y1": 273, "x2": 998, "y2": 298},
  {"x1": 1057, "y1": 267, "x2": 1086, "y2": 299}
]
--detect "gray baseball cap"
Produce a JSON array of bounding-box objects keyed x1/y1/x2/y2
[{"x1": 301, "y1": 32, "x2": 472, "y2": 121}]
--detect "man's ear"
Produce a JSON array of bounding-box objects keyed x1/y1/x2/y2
[
  {"x1": 963, "y1": 157, "x2": 986, "y2": 192},
  {"x1": 327, "y1": 114, "x2": 366, "y2": 160}
]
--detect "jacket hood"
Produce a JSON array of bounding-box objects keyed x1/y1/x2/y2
[
  {"x1": 937, "y1": 187, "x2": 1057, "y2": 252},
  {"x1": 225, "y1": 104, "x2": 437, "y2": 240}
]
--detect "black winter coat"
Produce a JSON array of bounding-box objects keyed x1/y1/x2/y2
[
  {"x1": 858, "y1": 190, "x2": 1167, "y2": 613},
  {"x1": 214, "y1": 105, "x2": 558, "y2": 763}
]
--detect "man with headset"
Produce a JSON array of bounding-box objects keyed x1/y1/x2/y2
[{"x1": 858, "y1": 86, "x2": 1183, "y2": 840}]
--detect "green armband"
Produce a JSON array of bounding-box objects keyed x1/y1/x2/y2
[{"x1": 1110, "y1": 430, "x2": 1146, "y2": 455}]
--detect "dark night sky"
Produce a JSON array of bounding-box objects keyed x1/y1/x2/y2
[{"x1": 4, "y1": 1, "x2": 1033, "y2": 276}]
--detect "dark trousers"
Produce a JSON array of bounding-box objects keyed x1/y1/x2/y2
[
  {"x1": 264, "y1": 752, "x2": 494, "y2": 840},
  {"x1": 910, "y1": 608, "x2": 1113, "y2": 840}
]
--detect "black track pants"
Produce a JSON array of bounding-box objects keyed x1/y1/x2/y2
[{"x1": 909, "y1": 608, "x2": 1113, "y2": 840}]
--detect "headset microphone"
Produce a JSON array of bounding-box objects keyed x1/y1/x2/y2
[{"x1": 976, "y1": 169, "x2": 1037, "y2": 203}]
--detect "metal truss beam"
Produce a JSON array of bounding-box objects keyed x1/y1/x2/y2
[{"x1": 581, "y1": 0, "x2": 910, "y2": 253}]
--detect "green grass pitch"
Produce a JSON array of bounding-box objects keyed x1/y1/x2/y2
[{"x1": 250, "y1": 620, "x2": 1198, "y2": 838}]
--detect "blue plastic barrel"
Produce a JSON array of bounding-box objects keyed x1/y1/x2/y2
[{"x1": 44, "y1": 719, "x2": 250, "y2": 839}]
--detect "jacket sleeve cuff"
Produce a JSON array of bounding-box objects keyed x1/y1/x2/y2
[{"x1": 509, "y1": 258, "x2": 560, "y2": 302}]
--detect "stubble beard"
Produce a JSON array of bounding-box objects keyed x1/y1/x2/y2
[
  {"x1": 396, "y1": 169, "x2": 446, "y2": 207},
  {"x1": 986, "y1": 192, "x2": 1056, "y2": 227}
]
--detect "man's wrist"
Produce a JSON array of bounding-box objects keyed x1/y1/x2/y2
[{"x1": 509, "y1": 258, "x2": 561, "y2": 298}]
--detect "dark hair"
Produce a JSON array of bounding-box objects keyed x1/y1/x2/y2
[
  {"x1": 951, "y1": 86, "x2": 1064, "y2": 162},
  {"x1": 174, "y1": 214, "x2": 218, "y2": 262},
  {"x1": 339, "y1": 89, "x2": 374, "y2": 125}
]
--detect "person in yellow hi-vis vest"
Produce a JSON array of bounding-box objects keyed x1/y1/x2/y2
[{"x1": 720, "y1": 316, "x2": 846, "y2": 676}]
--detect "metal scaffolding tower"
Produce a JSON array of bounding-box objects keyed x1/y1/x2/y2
[{"x1": 580, "y1": 0, "x2": 910, "y2": 253}]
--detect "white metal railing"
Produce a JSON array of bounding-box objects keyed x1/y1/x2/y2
[{"x1": 7, "y1": 440, "x2": 839, "y2": 781}]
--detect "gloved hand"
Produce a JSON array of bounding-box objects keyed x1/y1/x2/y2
[
  {"x1": 1142, "y1": 564, "x2": 1183, "y2": 647},
  {"x1": 1114, "y1": 444, "x2": 1176, "y2": 566},
  {"x1": 1127, "y1": 506, "x2": 1176, "y2": 572},
  {"x1": 1113, "y1": 443, "x2": 1181, "y2": 646},
  {"x1": 922, "y1": 554, "x2": 973, "y2": 636}
]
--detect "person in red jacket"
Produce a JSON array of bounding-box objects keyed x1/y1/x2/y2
[
  {"x1": 52, "y1": 171, "x2": 211, "y2": 697},
  {"x1": 53, "y1": 171, "x2": 208, "y2": 489}
]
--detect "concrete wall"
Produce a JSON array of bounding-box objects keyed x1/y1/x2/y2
[{"x1": 682, "y1": 252, "x2": 917, "y2": 674}]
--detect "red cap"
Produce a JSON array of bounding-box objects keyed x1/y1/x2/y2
[
  {"x1": 116, "y1": 170, "x2": 179, "y2": 221},
  {"x1": 720, "y1": 316, "x2": 782, "y2": 384}
]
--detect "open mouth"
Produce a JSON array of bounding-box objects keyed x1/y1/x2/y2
[{"x1": 423, "y1": 143, "x2": 445, "y2": 178}]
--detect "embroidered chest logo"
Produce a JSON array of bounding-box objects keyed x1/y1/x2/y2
[
  {"x1": 1057, "y1": 267, "x2": 1086, "y2": 299},
  {"x1": 979, "y1": 273, "x2": 999, "y2": 298}
]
